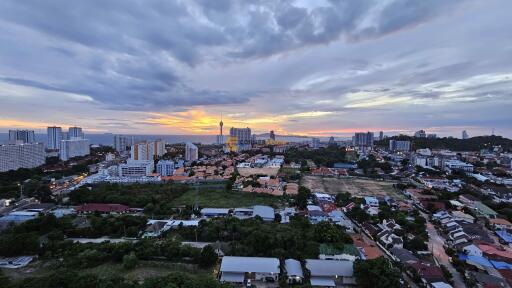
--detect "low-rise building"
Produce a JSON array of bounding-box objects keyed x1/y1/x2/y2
[
  {"x1": 219, "y1": 256, "x2": 280, "y2": 284},
  {"x1": 305, "y1": 259, "x2": 355, "y2": 286}
]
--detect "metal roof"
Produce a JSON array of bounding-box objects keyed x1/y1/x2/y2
[
  {"x1": 310, "y1": 276, "x2": 336, "y2": 287},
  {"x1": 220, "y1": 272, "x2": 245, "y2": 283},
  {"x1": 253, "y1": 205, "x2": 275, "y2": 220},
  {"x1": 305, "y1": 259, "x2": 353, "y2": 277},
  {"x1": 220, "y1": 256, "x2": 280, "y2": 274},
  {"x1": 284, "y1": 259, "x2": 303, "y2": 278},
  {"x1": 200, "y1": 208, "x2": 230, "y2": 214}
]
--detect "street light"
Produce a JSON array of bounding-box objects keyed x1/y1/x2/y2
[{"x1": 17, "y1": 183, "x2": 23, "y2": 199}]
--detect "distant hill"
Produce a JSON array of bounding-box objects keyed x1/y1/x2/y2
[{"x1": 375, "y1": 135, "x2": 512, "y2": 152}]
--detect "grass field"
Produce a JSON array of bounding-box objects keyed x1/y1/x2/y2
[
  {"x1": 2, "y1": 260, "x2": 212, "y2": 282},
  {"x1": 302, "y1": 175, "x2": 403, "y2": 200},
  {"x1": 83, "y1": 260, "x2": 212, "y2": 281},
  {"x1": 171, "y1": 188, "x2": 284, "y2": 208}
]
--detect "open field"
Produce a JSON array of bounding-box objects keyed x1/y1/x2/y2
[
  {"x1": 302, "y1": 176, "x2": 403, "y2": 200},
  {"x1": 2, "y1": 260, "x2": 212, "y2": 282},
  {"x1": 237, "y1": 167, "x2": 280, "y2": 177},
  {"x1": 171, "y1": 189, "x2": 283, "y2": 208},
  {"x1": 83, "y1": 261, "x2": 212, "y2": 281}
]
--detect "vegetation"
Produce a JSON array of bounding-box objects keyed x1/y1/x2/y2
[
  {"x1": 174, "y1": 216, "x2": 352, "y2": 260},
  {"x1": 5, "y1": 270, "x2": 231, "y2": 288},
  {"x1": 357, "y1": 154, "x2": 393, "y2": 175},
  {"x1": 354, "y1": 257, "x2": 401, "y2": 288},
  {"x1": 296, "y1": 186, "x2": 311, "y2": 209},
  {"x1": 285, "y1": 146, "x2": 348, "y2": 167}
]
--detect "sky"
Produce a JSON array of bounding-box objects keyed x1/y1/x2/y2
[{"x1": 0, "y1": 0, "x2": 511, "y2": 138}]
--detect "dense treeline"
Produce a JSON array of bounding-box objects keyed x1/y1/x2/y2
[
  {"x1": 174, "y1": 216, "x2": 353, "y2": 260},
  {"x1": 376, "y1": 135, "x2": 512, "y2": 151},
  {"x1": 0, "y1": 214, "x2": 147, "y2": 256},
  {"x1": 285, "y1": 145, "x2": 348, "y2": 167},
  {"x1": 0, "y1": 214, "x2": 226, "y2": 287}
]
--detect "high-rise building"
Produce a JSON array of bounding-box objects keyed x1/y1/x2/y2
[
  {"x1": 427, "y1": 134, "x2": 437, "y2": 139},
  {"x1": 8, "y1": 130, "x2": 35, "y2": 144},
  {"x1": 113, "y1": 135, "x2": 130, "y2": 152},
  {"x1": 156, "y1": 160, "x2": 174, "y2": 176},
  {"x1": 185, "y1": 142, "x2": 198, "y2": 162},
  {"x1": 352, "y1": 132, "x2": 374, "y2": 146},
  {"x1": 270, "y1": 130, "x2": 276, "y2": 141},
  {"x1": 379, "y1": 131, "x2": 384, "y2": 141},
  {"x1": 68, "y1": 127, "x2": 84, "y2": 139},
  {"x1": 229, "y1": 127, "x2": 252, "y2": 151},
  {"x1": 0, "y1": 142, "x2": 45, "y2": 172},
  {"x1": 311, "y1": 138, "x2": 320, "y2": 149},
  {"x1": 462, "y1": 130, "x2": 470, "y2": 140},
  {"x1": 414, "y1": 130, "x2": 427, "y2": 138},
  {"x1": 47, "y1": 126, "x2": 63, "y2": 150},
  {"x1": 389, "y1": 140, "x2": 411, "y2": 152},
  {"x1": 131, "y1": 140, "x2": 164, "y2": 161},
  {"x1": 328, "y1": 136, "x2": 335, "y2": 146},
  {"x1": 60, "y1": 138, "x2": 90, "y2": 161}
]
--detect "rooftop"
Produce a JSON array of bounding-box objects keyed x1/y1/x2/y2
[{"x1": 220, "y1": 256, "x2": 280, "y2": 274}]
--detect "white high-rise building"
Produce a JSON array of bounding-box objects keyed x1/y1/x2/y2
[
  {"x1": 60, "y1": 138, "x2": 90, "y2": 161},
  {"x1": 113, "y1": 135, "x2": 130, "y2": 152},
  {"x1": 0, "y1": 142, "x2": 45, "y2": 172},
  {"x1": 462, "y1": 130, "x2": 470, "y2": 140},
  {"x1": 131, "y1": 140, "x2": 164, "y2": 161},
  {"x1": 68, "y1": 127, "x2": 84, "y2": 139},
  {"x1": 119, "y1": 160, "x2": 154, "y2": 177},
  {"x1": 47, "y1": 126, "x2": 63, "y2": 150},
  {"x1": 311, "y1": 138, "x2": 320, "y2": 149},
  {"x1": 156, "y1": 160, "x2": 174, "y2": 176},
  {"x1": 8, "y1": 130, "x2": 35, "y2": 144},
  {"x1": 352, "y1": 132, "x2": 374, "y2": 146},
  {"x1": 185, "y1": 142, "x2": 198, "y2": 162},
  {"x1": 389, "y1": 140, "x2": 411, "y2": 152}
]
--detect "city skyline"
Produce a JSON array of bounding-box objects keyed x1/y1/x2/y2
[{"x1": 1, "y1": 1, "x2": 512, "y2": 137}]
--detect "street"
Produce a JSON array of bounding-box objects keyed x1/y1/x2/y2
[{"x1": 424, "y1": 217, "x2": 465, "y2": 288}]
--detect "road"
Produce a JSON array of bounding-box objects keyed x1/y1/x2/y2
[{"x1": 425, "y1": 219, "x2": 465, "y2": 288}]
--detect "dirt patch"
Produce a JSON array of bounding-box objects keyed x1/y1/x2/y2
[
  {"x1": 238, "y1": 167, "x2": 280, "y2": 177},
  {"x1": 302, "y1": 176, "x2": 403, "y2": 199}
]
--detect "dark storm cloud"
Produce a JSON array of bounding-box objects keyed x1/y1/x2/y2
[{"x1": 0, "y1": 0, "x2": 468, "y2": 111}]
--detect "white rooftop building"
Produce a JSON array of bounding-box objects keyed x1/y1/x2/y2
[{"x1": 220, "y1": 256, "x2": 280, "y2": 284}]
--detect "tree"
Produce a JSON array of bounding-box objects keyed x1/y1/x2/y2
[
  {"x1": 354, "y1": 257, "x2": 400, "y2": 288},
  {"x1": 122, "y1": 252, "x2": 138, "y2": 269},
  {"x1": 335, "y1": 192, "x2": 351, "y2": 207},
  {"x1": 199, "y1": 245, "x2": 218, "y2": 268},
  {"x1": 296, "y1": 186, "x2": 311, "y2": 209}
]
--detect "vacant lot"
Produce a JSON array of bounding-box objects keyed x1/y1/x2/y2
[
  {"x1": 302, "y1": 176, "x2": 403, "y2": 200},
  {"x1": 171, "y1": 189, "x2": 283, "y2": 208},
  {"x1": 2, "y1": 260, "x2": 212, "y2": 282},
  {"x1": 238, "y1": 167, "x2": 280, "y2": 177}
]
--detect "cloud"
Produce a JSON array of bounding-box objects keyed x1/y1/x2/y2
[{"x1": 0, "y1": 0, "x2": 511, "y2": 137}]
